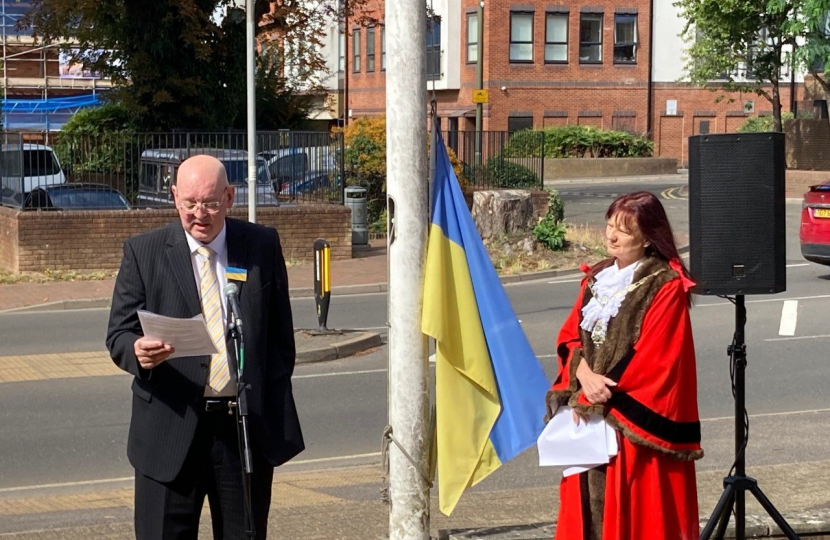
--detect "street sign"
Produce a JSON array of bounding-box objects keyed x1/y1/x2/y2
[{"x1": 472, "y1": 90, "x2": 489, "y2": 104}]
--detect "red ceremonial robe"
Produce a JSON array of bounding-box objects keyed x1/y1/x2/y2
[{"x1": 546, "y1": 257, "x2": 702, "y2": 540}]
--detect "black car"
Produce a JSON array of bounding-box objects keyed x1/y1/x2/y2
[{"x1": 25, "y1": 184, "x2": 131, "y2": 210}]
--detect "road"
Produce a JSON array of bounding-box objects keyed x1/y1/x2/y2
[{"x1": 1, "y1": 179, "x2": 828, "y2": 537}]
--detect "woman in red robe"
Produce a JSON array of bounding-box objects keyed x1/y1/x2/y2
[{"x1": 546, "y1": 192, "x2": 702, "y2": 540}]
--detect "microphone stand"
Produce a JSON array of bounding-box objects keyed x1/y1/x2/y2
[{"x1": 228, "y1": 304, "x2": 256, "y2": 540}]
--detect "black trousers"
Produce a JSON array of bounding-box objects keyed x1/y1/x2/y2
[{"x1": 134, "y1": 404, "x2": 274, "y2": 540}]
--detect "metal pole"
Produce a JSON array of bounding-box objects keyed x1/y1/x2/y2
[
  {"x1": 475, "y1": 1, "x2": 484, "y2": 165},
  {"x1": 386, "y1": 0, "x2": 430, "y2": 533},
  {"x1": 246, "y1": 0, "x2": 257, "y2": 223}
]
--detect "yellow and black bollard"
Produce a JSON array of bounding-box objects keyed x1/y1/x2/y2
[{"x1": 313, "y1": 239, "x2": 332, "y2": 332}]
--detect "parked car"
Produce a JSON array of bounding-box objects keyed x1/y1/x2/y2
[
  {"x1": 259, "y1": 146, "x2": 339, "y2": 198},
  {"x1": 24, "y1": 183, "x2": 131, "y2": 210},
  {"x1": 137, "y1": 148, "x2": 277, "y2": 207},
  {"x1": 800, "y1": 181, "x2": 830, "y2": 265},
  {"x1": 1, "y1": 144, "x2": 67, "y2": 206}
]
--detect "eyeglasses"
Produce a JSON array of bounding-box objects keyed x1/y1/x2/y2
[{"x1": 178, "y1": 200, "x2": 224, "y2": 215}]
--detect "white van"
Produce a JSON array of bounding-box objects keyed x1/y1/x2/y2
[{"x1": 0, "y1": 144, "x2": 67, "y2": 207}]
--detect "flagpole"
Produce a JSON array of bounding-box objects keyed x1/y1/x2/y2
[{"x1": 386, "y1": 0, "x2": 430, "y2": 533}]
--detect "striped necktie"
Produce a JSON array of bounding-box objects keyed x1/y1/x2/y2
[{"x1": 197, "y1": 246, "x2": 231, "y2": 392}]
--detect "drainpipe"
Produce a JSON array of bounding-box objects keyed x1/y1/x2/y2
[{"x1": 646, "y1": 0, "x2": 654, "y2": 139}]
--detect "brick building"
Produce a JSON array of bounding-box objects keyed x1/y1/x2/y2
[{"x1": 341, "y1": 0, "x2": 805, "y2": 165}]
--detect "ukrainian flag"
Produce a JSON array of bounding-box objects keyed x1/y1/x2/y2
[{"x1": 422, "y1": 131, "x2": 550, "y2": 516}]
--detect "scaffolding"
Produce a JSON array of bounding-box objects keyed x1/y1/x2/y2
[{"x1": 1, "y1": 1, "x2": 111, "y2": 129}]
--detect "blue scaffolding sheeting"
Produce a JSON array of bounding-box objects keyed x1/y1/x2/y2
[{"x1": 2, "y1": 94, "x2": 102, "y2": 130}]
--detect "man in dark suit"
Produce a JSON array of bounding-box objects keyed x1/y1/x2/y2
[{"x1": 107, "y1": 154, "x2": 304, "y2": 539}]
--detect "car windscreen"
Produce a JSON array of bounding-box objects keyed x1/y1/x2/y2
[
  {"x1": 23, "y1": 150, "x2": 61, "y2": 177},
  {"x1": 48, "y1": 189, "x2": 128, "y2": 209},
  {"x1": 221, "y1": 160, "x2": 270, "y2": 185}
]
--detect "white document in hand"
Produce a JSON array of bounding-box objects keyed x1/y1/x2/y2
[
  {"x1": 137, "y1": 310, "x2": 219, "y2": 359},
  {"x1": 537, "y1": 405, "x2": 619, "y2": 477}
]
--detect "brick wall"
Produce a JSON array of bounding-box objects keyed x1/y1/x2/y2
[
  {"x1": 0, "y1": 205, "x2": 351, "y2": 273},
  {"x1": 0, "y1": 207, "x2": 19, "y2": 272},
  {"x1": 785, "y1": 119, "x2": 830, "y2": 171},
  {"x1": 345, "y1": 0, "x2": 805, "y2": 165}
]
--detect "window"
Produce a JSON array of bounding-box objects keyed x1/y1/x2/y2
[
  {"x1": 339, "y1": 32, "x2": 345, "y2": 72},
  {"x1": 367, "y1": 26, "x2": 376, "y2": 72},
  {"x1": 508, "y1": 116, "x2": 534, "y2": 133},
  {"x1": 614, "y1": 14, "x2": 637, "y2": 63},
  {"x1": 545, "y1": 13, "x2": 568, "y2": 63},
  {"x1": 427, "y1": 17, "x2": 441, "y2": 80},
  {"x1": 510, "y1": 12, "x2": 534, "y2": 62},
  {"x1": 579, "y1": 13, "x2": 603, "y2": 63},
  {"x1": 467, "y1": 12, "x2": 478, "y2": 63},
  {"x1": 353, "y1": 29, "x2": 361, "y2": 73},
  {"x1": 382, "y1": 26, "x2": 386, "y2": 70}
]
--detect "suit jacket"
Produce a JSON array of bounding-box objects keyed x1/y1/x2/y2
[{"x1": 106, "y1": 218, "x2": 304, "y2": 482}]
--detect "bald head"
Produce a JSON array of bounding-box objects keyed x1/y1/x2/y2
[
  {"x1": 177, "y1": 155, "x2": 229, "y2": 193},
  {"x1": 172, "y1": 155, "x2": 234, "y2": 243}
]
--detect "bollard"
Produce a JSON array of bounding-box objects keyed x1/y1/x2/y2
[{"x1": 313, "y1": 239, "x2": 331, "y2": 332}]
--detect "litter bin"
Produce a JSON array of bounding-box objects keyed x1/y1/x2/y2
[{"x1": 344, "y1": 186, "x2": 368, "y2": 245}]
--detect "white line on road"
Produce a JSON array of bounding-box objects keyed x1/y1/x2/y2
[
  {"x1": 698, "y1": 294, "x2": 830, "y2": 308},
  {"x1": 4, "y1": 408, "x2": 830, "y2": 495},
  {"x1": 778, "y1": 300, "x2": 799, "y2": 336},
  {"x1": 786, "y1": 263, "x2": 810, "y2": 268},
  {"x1": 294, "y1": 368, "x2": 387, "y2": 379},
  {"x1": 765, "y1": 334, "x2": 830, "y2": 342}
]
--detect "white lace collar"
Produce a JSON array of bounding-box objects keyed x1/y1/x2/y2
[{"x1": 580, "y1": 259, "x2": 644, "y2": 345}]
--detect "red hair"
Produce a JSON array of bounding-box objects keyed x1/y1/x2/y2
[{"x1": 588, "y1": 191, "x2": 691, "y2": 303}]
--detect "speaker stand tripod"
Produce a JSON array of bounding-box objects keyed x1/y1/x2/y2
[{"x1": 700, "y1": 295, "x2": 800, "y2": 540}]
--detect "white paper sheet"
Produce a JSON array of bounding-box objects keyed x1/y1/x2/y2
[
  {"x1": 137, "y1": 310, "x2": 219, "y2": 359},
  {"x1": 537, "y1": 405, "x2": 619, "y2": 477}
]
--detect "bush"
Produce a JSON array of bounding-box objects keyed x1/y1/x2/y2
[
  {"x1": 503, "y1": 125, "x2": 654, "y2": 158},
  {"x1": 341, "y1": 116, "x2": 466, "y2": 224},
  {"x1": 533, "y1": 189, "x2": 567, "y2": 251},
  {"x1": 737, "y1": 112, "x2": 795, "y2": 133},
  {"x1": 482, "y1": 158, "x2": 541, "y2": 188},
  {"x1": 55, "y1": 103, "x2": 138, "y2": 176}
]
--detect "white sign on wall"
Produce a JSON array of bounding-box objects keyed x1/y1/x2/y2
[{"x1": 666, "y1": 100, "x2": 678, "y2": 116}]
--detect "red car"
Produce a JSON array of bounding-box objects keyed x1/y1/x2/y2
[{"x1": 800, "y1": 181, "x2": 830, "y2": 265}]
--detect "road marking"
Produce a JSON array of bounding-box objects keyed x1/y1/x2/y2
[
  {"x1": 701, "y1": 407, "x2": 830, "y2": 422},
  {"x1": 786, "y1": 263, "x2": 810, "y2": 268},
  {"x1": 294, "y1": 368, "x2": 387, "y2": 379},
  {"x1": 778, "y1": 300, "x2": 799, "y2": 336},
  {"x1": 765, "y1": 334, "x2": 830, "y2": 342},
  {"x1": 698, "y1": 294, "x2": 830, "y2": 308},
  {"x1": 282, "y1": 451, "x2": 382, "y2": 467}
]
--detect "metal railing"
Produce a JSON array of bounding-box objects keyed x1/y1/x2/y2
[
  {"x1": 0, "y1": 130, "x2": 345, "y2": 210},
  {"x1": 442, "y1": 130, "x2": 545, "y2": 190}
]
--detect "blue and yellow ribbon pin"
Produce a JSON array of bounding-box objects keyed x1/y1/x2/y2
[{"x1": 226, "y1": 266, "x2": 247, "y2": 282}]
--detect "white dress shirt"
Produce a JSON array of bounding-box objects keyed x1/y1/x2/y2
[
  {"x1": 185, "y1": 222, "x2": 229, "y2": 320},
  {"x1": 185, "y1": 223, "x2": 235, "y2": 397}
]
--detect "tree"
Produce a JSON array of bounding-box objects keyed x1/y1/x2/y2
[
  {"x1": 794, "y1": 1, "x2": 830, "y2": 101},
  {"x1": 21, "y1": 0, "x2": 373, "y2": 130},
  {"x1": 675, "y1": 0, "x2": 799, "y2": 132}
]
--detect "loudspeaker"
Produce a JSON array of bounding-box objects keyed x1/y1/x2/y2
[{"x1": 688, "y1": 132, "x2": 786, "y2": 295}]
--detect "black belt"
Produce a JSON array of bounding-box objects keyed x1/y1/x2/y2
[{"x1": 204, "y1": 398, "x2": 236, "y2": 413}]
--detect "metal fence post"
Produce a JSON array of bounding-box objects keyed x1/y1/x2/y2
[{"x1": 539, "y1": 131, "x2": 545, "y2": 190}]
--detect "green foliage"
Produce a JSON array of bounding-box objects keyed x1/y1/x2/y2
[
  {"x1": 533, "y1": 189, "x2": 567, "y2": 251},
  {"x1": 484, "y1": 158, "x2": 541, "y2": 188},
  {"x1": 737, "y1": 112, "x2": 795, "y2": 132},
  {"x1": 59, "y1": 103, "x2": 137, "y2": 135},
  {"x1": 54, "y1": 103, "x2": 137, "y2": 177},
  {"x1": 20, "y1": 0, "x2": 355, "y2": 130},
  {"x1": 503, "y1": 126, "x2": 653, "y2": 158},
  {"x1": 235, "y1": 44, "x2": 317, "y2": 131},
  {"x1": 673, "y1": 0, "x2": 830, "y2": 131}
]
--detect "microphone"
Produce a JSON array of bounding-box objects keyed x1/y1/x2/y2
[{"x1": 224, "y1": 283, "x2": 243, "y2": 329}]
